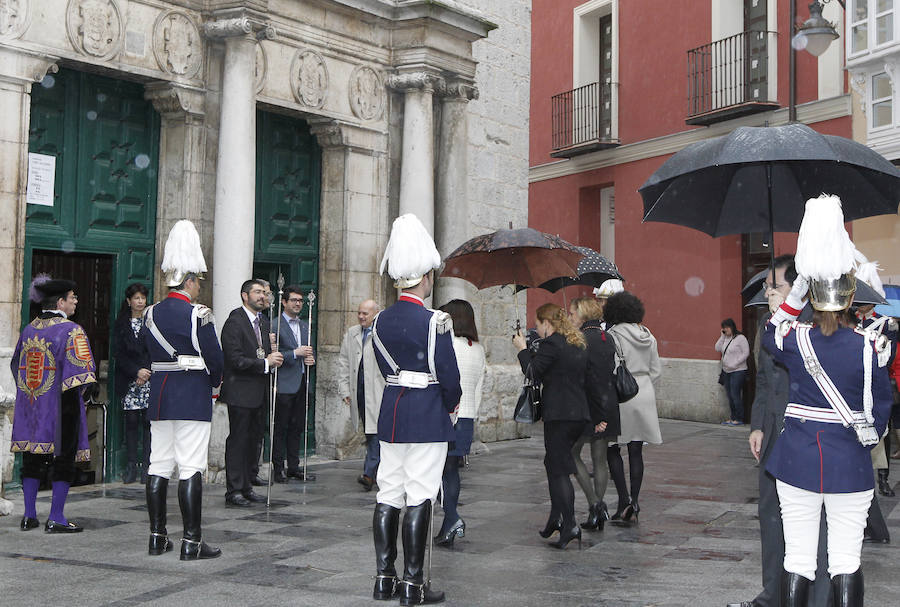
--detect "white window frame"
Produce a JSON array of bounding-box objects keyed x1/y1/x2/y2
[
  {"x1": 848, "y1": 0, "x2": 899, "y2": 58},
  {"x1": 870, "y1": 71, "x2": 894, "y2": 131},
  {"x1": 573, "y1": 0, "x2": 618, "y2": 142},
  {"x1": 710, "y1": 0, "x2": 779, "y2": 106}
]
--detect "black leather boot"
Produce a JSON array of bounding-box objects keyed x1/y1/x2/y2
[
  {"x1": 146, "y1": 475, "x2": 173, "y2": 555},
  {"x1": 123, "y1": 462, "x2": 137, "y2": 484},
  {"x1": 878, "y1": 469, "x2": 895, "y2": 497},
  {"x1": 831, "y1": 569, "x2": 864, "y2": 607},
  {"x1": 399, "y1": 502, "x2": 445, "y2": 606},
  {"x1": 780, "y1": 571, "x2": 811, "y2": 607},
  {"x1": 373, "y1": 503, "x2": 401, "y2": 600},
  {"x1": 178, "y1": 472, "x2": 221, "y2": 561}
]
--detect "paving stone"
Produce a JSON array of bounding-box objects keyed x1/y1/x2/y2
[{"x1": 2, "y1": 418, "x2": 900, "y2": 605}]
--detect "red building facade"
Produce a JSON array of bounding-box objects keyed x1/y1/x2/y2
[{"x1": 528, "y1": 0, "x2": 850, "y2": 421}]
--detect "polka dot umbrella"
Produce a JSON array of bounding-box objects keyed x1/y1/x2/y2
[{"x1": 513, "y1": 246, "x2": 623, "y2": 293}]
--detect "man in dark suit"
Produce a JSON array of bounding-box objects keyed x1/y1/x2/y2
[
  {"x1": 272, "y1": 285, "x2": 316, "y2": 482},
  {"x1": 220, "y1": 279, "x2": 284, "y2": 506}
]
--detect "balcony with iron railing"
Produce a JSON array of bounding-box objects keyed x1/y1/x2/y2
[
  {"x1": 686, "y1": 30, "x2": 780, "y2": 126},
  {"x1": 550, "y1": 81, "x2": 619, "y2": 158}
]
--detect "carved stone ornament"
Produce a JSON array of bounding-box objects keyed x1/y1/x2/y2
[
  {"x1": 437, "y1": 80, "x2": 479, "y2": 101},
  {"x1": 290, "y1": 49, "x2": 328, "y2": 109},
  {"x1": 144, "y1": 81, "x2": 205, "y2": 119},
  {"x1": 309, "y1": 120, "x2": 344, "y2": 149},
  {"x1": 387, "y1": 72, "x2": 442, "y2": 92},
  {"x1": 348, "y1": 65, "x2": 384, "y2": 121},
  {"x1": 66, "y1": 0, "x2": 124, "y2": 60},
  {"x1": 152, "y1": 10, "x2": 202, "y2": 78},
  {"x1": 0, "y1": 0, "x2": 32, "y2": 40},
  {"x1": 255, "y1": 42, "x2": 267, "y2": 93},
  {"x1": 203, "y1": 17, "x2": 275, "y2": 41}
]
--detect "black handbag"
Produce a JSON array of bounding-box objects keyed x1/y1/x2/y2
[
  {"x1": 514, "y1": 365, "x2": 542, "y2": 423},
  {"x1": 717, "y1": 337, "x2": 732, "y2": 386},
  {"x1": 717, "y1": 370, "x2": 727, "y2": 385},
  {"x1": 612, "y1": 335, "x2": 639, "y2": 403}
]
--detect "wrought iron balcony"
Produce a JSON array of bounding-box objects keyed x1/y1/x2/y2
[
  {"x1": 686, "y1": 30, "x2": 779, "y2": 126},
  {"x1": 551, "y1": 81, "x2": 619, "y2": 158}
]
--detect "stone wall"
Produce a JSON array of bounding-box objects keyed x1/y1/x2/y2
[
  {"x1": 454, "y1": 0, "x2": 533, "y2": 444},
  {"x1": 656, "y1": 357, "x2": 731, "y2": 424}
]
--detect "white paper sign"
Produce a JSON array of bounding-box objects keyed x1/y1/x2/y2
[{"x1": 26, "y1": 153, "x2": 56, "y2": 206}]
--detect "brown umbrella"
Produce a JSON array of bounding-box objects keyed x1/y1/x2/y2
[{"x1": 442, "y1": 228, "x2": 583, "y2": 289}]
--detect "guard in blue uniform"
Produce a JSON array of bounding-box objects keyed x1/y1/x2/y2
[
  {"x1": 370, "y1": 214, "x2": 461, "y2": 606},
  {"x1": 141, "y1": 220, "x2": 224, "y2": 561},
  {"x1": 762, "y1": 195, "x2": 893, "y2": 607}
]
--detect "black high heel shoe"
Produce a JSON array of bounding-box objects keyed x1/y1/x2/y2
[
  {"x1": 622, "y1": 501, "x2": 640, "y2": 523},
  {"x1": 580, "y1": 502, "x2": 603, "y2": 530},
  {"x1": 434, "y1": 518, "x2": 465, "y2": 548},
  {"x1": 610, "y1": 498, "x2": 632, "y2": 522},
  {"x1": 539, "y1": 515, "x2": 563, "y2": 538},
  {"x1": 550, "y1": 525, "x2": 582, "y2": 550}
]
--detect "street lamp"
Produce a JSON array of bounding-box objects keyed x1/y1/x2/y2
[
  {"x1": 789, "y1": 0, "x2": 845, "y2": 121},
  {"x1": 792, "y1": 1, "x2": 842, "y2": 57}
]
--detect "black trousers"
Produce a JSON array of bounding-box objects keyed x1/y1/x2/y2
[
  {"x1": 225, "y1": 405, "x2": 263, "y2": 496},
  {"x1": 273, "y1": 384, "x2": 308, "y2": 473},
  {"x1": 124, "y1": 409, "x2": 150, "y2": 469},
  {"x1": 22, "y1": 389, "x2": 81, "y2": 484}
]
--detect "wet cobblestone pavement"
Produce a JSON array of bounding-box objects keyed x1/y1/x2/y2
[{"x1": 1, "y1": 419, "x2": 899, "y2": 606}]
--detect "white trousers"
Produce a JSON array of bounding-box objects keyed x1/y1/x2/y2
[
  {"x1": 376, "y1": 442, "x2": 448, "y2": 508},
  {"x1": 148, "y1": 420, "x2": 211, "y2": 480},
  {"x1": 777, "y1": 480, "x2": 873, "y2": 579}
]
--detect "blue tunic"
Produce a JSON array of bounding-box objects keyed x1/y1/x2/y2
[
  {"x1": 372, "y1": 298, "x2": 461, "y2": 443},
  {"x1": 763, "y1": 322, "x2": 892, "y2": 493},
  {"x1": 140, "y1": 293, "x2": 224, "y2": 422}
]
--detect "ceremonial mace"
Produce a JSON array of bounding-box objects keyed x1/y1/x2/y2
[
  {"x1": 266, "y1": 272, "x2": 285, "y2": 507},
  {"x1": 301, "y1": 289, "x2": 317, "y2": 482}
]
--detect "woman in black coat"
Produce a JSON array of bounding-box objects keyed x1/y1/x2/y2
[
  {"x1": 114, "y1": 283, "x2": 152, "y2": 484},
  {"x1": 513, "y1": 303, "x2": 595, "y2": 549},
  {"x1": 568, "y1": 297, "x2": 619, "y2": 531}
]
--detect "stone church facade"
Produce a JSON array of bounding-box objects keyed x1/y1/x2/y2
[{"x1": 0, "y1": 0, "x2": 531, "y2": 489}]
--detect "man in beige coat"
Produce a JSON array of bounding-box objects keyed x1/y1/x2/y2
[{"x1": 337, "y1": 299, "x2": 386, "y2": 490}]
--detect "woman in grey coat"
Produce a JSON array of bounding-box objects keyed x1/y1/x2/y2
[{"x1": 604, "y1": 291, "x2": 662, "y2": 523}]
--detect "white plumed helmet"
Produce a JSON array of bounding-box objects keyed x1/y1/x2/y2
[{"x1": 380, "y1": 214, "x2": 442, "y2": 289}]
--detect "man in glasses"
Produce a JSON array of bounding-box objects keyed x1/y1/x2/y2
[
  {"x1": 271, "y1": 285, "x2": 316, "y2": 482},
  {"x1": 220, "y1": 279, "x2": 284, "y2": 506}
]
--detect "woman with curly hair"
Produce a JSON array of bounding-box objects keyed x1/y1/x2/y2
[
  {"x1": 513, "y1": 303, "x2": 593, "y2": 549},
  {"x1": 604, "y1": 291, "x2": 662, "y2": 524}
]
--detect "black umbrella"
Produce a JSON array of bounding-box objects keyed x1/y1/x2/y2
[
  {"x1": 514, "y1": 247, "x2": 623, "y2": 293},
  {"x1": 745, "y1": 278, "x2": 889, "y2": 308},
  {"x1": 640, "y1": 123, "x2": 900, "y2": 238}
]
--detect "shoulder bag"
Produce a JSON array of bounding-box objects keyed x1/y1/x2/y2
[
  {"x1": 611, "y1": 333, "x2": 639, "y2": 403},
  {"x1": 717, "y1": 336, "x2": 733, "y2": 386},
  {"x1": 514, "y1": 363, "x2": 542, "y2": 423}
]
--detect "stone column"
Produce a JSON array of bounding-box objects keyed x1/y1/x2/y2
[
  {"x1": 0, "y1": 47, "x2": 58, "y2": 493},
  {"x1": 144, "y1": 82, "x2": 210, "y2": 303},
  {"x1": 387, "y1": 72, "x2": 442, "y2": 235},
  {"x1": 204, "y1": 17, "x2": 274, "y2": 327},
  {"x1": 434, "y1": 80, "x2": 478, "y2": 307}
]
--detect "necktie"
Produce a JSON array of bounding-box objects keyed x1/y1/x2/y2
[{"x1": 253, "y1": 316, "x2": 263, "y2": 348}]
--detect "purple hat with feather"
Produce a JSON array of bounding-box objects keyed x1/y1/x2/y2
[{"x1": 29, "y1": 274, "x2": 77, "y2": 304}]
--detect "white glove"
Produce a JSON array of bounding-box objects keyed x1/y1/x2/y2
[{"x1": 784, "y1": 274, "x2": 809, "y2": 311}]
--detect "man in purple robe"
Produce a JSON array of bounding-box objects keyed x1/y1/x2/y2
[{"x1": 11, "y1": 275, "x2": 96, "y2": 533}]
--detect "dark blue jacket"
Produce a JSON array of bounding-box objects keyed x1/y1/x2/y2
[
  {"x1": 273, "y1": 313, "x2": 312, "y2": 395},
  {"x1": 140, "y1": 293, "x2": 224, "y2": 422},
  {"x1": 372, "y1": 298, "x2": 461, "y2": 443},
  {"x1": 763, "y1": 321, "x2": 892, "y2": 493}
]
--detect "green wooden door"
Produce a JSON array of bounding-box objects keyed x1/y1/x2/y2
[
  {"x1": 255, "y1": 111, "x2": 321, "y2": 455},
  {"x1": 24, "y1": 68, "x2": 160, "y2": 482}
]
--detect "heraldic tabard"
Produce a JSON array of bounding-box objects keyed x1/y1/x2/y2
[{"x1": 10, "y1": 316, "x2": 96, "y2": 461}]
